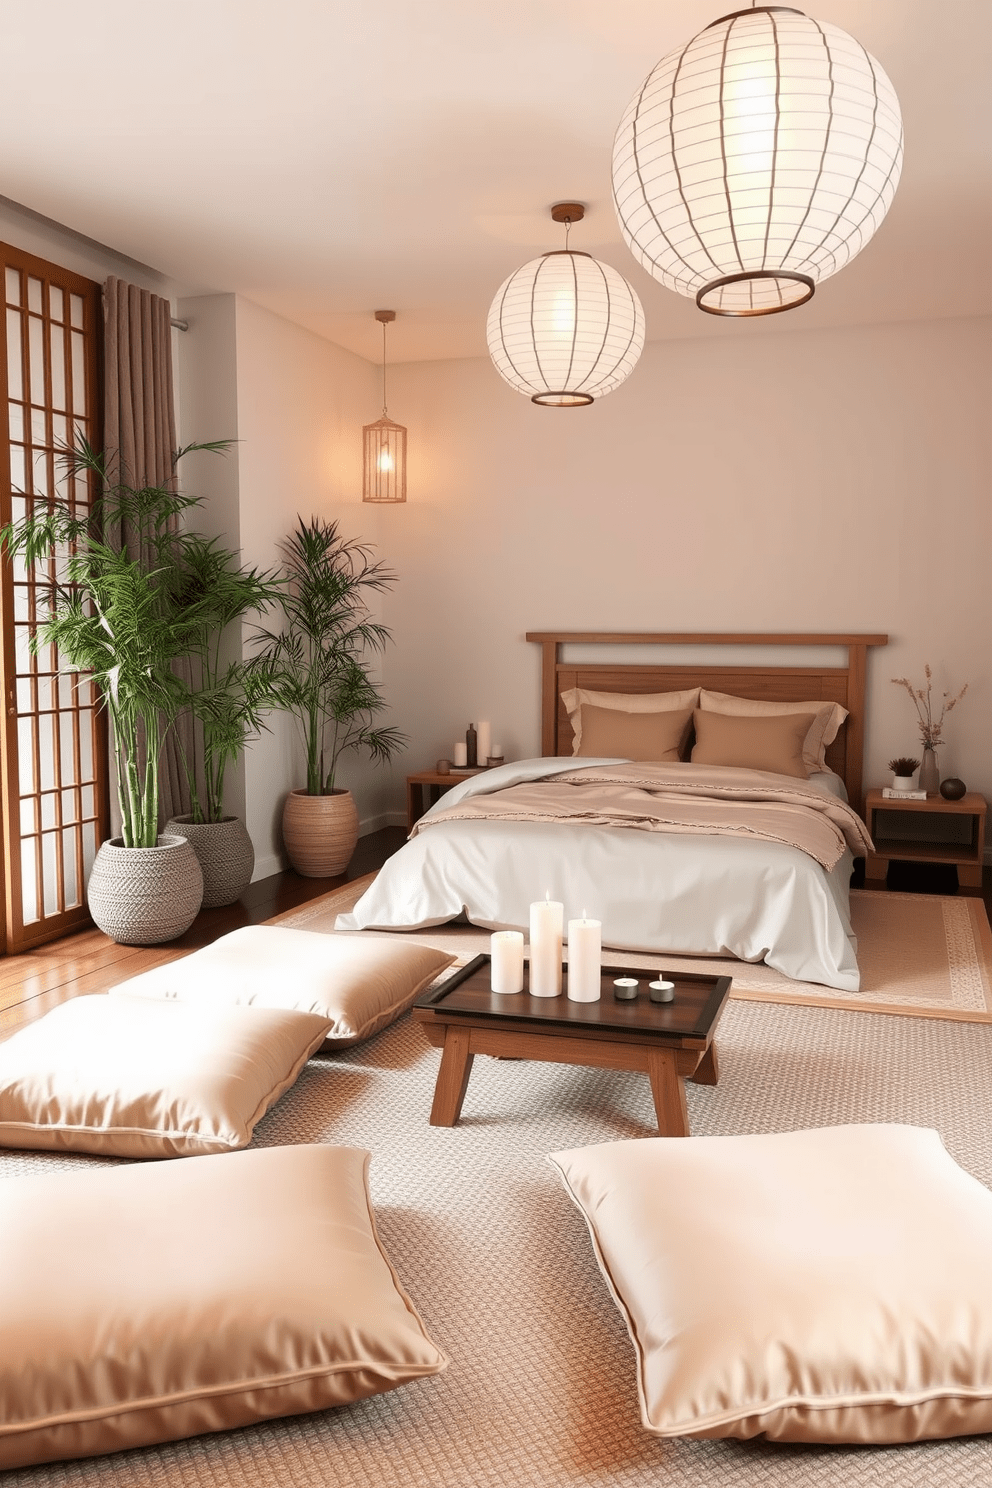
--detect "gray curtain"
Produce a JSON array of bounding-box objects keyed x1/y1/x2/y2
[{"x1": 102, "y1": 277, "x2": 192, "y2": 825}]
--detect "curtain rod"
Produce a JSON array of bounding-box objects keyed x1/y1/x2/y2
[{"x1": 171, "y1": 317, "x2": 189, "y2": 332}]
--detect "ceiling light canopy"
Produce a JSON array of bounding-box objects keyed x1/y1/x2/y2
[
  {"x1": 612, "y1": 6, "x2": 903, "y2": 316},
  {"x1": 487, "y1": 204, "x2": 645, "y2": 406}
]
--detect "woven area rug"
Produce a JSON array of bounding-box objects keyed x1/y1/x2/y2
[
  {"x1": 4, "y1": 997, "x2": 992, "y2": 1487},
  {"x1": 274, "y1": 879, "x2": 992, "y2": 1024}
]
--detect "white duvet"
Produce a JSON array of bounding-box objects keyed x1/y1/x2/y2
[{"x1": 336, "y1": 758, "x2": 860, "y2": 991}]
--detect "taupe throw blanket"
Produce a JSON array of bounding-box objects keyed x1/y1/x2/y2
[{"x1": 414, "y1": 763, "x2": 873, "y2": 872}]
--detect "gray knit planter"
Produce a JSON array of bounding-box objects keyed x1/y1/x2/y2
[
  {"x1": 87, "y1": 835, "x2": 204, "y2": 945},
  {"x1": 164, "y1": 815, "x2": 255, "y2": 908}
]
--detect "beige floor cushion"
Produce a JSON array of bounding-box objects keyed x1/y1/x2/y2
[
  {"x1": 0, "y1": 1143, "x2": 448, "y2": 1470},
  {"x1": 113, "y1": 925, "x2": 455, "y2": 1049},
  {"x1": 0, "y1": 994, "x2": 329, "y2": 1158},
  {"x1": 550, "y1": 1124, "x2": 992, "y2": 1444}
]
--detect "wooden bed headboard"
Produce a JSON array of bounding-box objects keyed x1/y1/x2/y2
[{"x1": 525, "y1": 632, "x2": 888, "y2": 812}]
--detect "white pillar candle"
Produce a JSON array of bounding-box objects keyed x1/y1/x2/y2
[
  {"x1": 453, "y1": 741, "x2": 468, "y2": 767},
  {"x1": 476, "y1": 720, "x2": 492, "y2": 767},
  {"x1": 529, "y1": 894, "x2": 563, "y2": 997},
  {"x1": 490, "y1": 931, "x2": 524, "y2": 994},
  {"x1": 566, "y1": 914, "x2": 601, "y2": 1002}
]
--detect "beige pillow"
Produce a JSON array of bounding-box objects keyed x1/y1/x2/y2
[
  {"x1": 550, "y1": 1125, "x2": 992, "y2": 1444},
  {"x1": 561, "y1": 687, "x2": 700, "y2": 756},
  {"x1": 113, "y1": 926, "x2": 455, "y2": 1049},
  {"x1": 576, "y1": 704, "x2": 694, "y2": 762},
  {"x1": 690, "y1": 708, "x2": 813, "y2": 778},
  {"x1": 0, "y1": 1143, "x2": 448, "y2": 1469},
  {"x1": 698, "y1": 689, "x2": 847, "y2": 773},
  {"x1": 0, "y1": 994, "x2": 329, "y2": 1159}
]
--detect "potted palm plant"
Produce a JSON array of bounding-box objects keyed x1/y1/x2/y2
[
  {"x1": 253, "y1": 517, "x2": 406, "y2": 876},
  {"x1": 164, "y1": 535, "x2": 282, "y2": 905},
  {"x1": 0, "y1": 440, "x2": 223, "y2": 943}
]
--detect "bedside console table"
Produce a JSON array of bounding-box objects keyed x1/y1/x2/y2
[
  {"x1": 406, "y1": 769, "x2": 484, "y2": 833},
  {"x1": 864, "y1": 789, "x2": 987, "y2": 893}
]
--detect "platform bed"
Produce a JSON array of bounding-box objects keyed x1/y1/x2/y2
[{"x1": 338, "y1": 633, "x2": 888, "y2": 991}]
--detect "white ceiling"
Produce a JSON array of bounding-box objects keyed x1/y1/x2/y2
[{"x1": 1, "y1": 1, "x2": 989, "y2": 364}]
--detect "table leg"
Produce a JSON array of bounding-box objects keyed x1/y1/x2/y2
[
  {"x1": 646, "y1": 1047, "x2": 689, "y2": 1137},
  {"x1": 690, "y1": 1041, "x2": 719, "y2": 1087},
  {"x1": 429, "y1": 1027, "x2": 476, "y2": 1126}
]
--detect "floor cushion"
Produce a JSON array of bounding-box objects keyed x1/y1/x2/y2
[
  {"x1": 0, "y1": 994, "x2": 329, "y2": 1158},
  {"x1": 113, "y1": 925, "x2": 455, "y2": 1049},
  {"x1": 0, "y1": 1143, "x2": 448, "y2": 1469},
  {"x1": 550, "y1": 1124, "x2": 992, "y2": 1444}
]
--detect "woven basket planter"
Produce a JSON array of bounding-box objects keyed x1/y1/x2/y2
[
  {"x1": 87, "y1": 835, "x2": 204, "y2": 946},
  {"x1": 282, "y1": 789, "x2": 359, "y2": 878},
  {"x1": 164, "y1": 815, "x2": 255, "y2": 908}
]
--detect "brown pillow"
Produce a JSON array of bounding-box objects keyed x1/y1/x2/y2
[
  {"x1": 0, "y1": 1144, "x2": 448, "y2": 1469},
  {"x1": 0, "y1": 994, "x2": 331, "y2": 1159},
  {"x1": 576, "y1": 704, "x2": 694, "y2": 762},
  {"x1": 561, "y1": 687, "x2": 700, "y2": 755},
  {"x1": 550, "y1": 1125, "x2": 992, "y2": 1444},
  {"x1": 113, "y1": 926, "x2": 455, "y2": 1050},
  {"x1": 690, "y1": 709, "x2": 814, "y2": 778},
  {"x1": 698, "y1": 689, "x2": 847, "y2": 773}
]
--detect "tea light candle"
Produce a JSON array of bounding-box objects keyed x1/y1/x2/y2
[
  {"x1": 476, "y1": 721, "x2": 492, "y2": 768},
  {"x1": 613, "y1": 978, "x2": 639, "y2": 1001},
  {"x1": 491, "y1": 931, "x2": 524, "y2": 994},
  {"x1": 453, "y1": 741, "x2": 468, "y2": 767},
  {"x1": 567, "y1": 912, "x2": 601, "y2": 1002},
  {"x1": 649, "y1": 980, "x2": 676, "y2": 1004},
  {"x1": 529, "y1": 893, "x2": 563, "y2": 997}
]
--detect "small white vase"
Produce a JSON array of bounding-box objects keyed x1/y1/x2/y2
[{"x1": 891, "y1": 775, "x2": 915, "y2": 792}]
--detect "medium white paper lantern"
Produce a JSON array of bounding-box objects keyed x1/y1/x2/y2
[
  {"x1": 487, "y1": 247, "x2": 645, "y2": 406},
  {"x1": 612, "y1": 6, "x2": 903, "y2": 316}
]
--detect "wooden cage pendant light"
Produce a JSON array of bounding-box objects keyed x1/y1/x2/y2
[
  {"x1": 612, "y1": 6, "x2": 903, "y2": 316},
  {"x1": 363, "y1": 310, "x2": 407, "y2": 503}
]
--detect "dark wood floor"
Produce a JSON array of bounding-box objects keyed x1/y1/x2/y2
[{"x1": 1, "y1": 826, "x2": 988, "y2": 1041}]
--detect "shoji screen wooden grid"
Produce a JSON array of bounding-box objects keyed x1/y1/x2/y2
[{"x1": 0, "y1": 242, "x2": 108, "y2": 953}]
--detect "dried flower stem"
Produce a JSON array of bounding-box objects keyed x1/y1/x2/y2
[{"x1": 891, "y1": 665, "x2": 968, "y2": 750}]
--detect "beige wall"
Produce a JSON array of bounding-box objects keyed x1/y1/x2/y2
[
  {"x1": 377, "y1": 315, "x2": 991, "y2": 825},
  {"x1": 231, "y1": 296, "x2": 387, "y2": 877}
]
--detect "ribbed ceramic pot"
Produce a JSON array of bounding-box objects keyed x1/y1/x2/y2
[
  {"x1": 164, "y1": 815, "x2": 255, "y2": 908},
  {"x1": 87, "y1": 835, "x2": 204, "y2": 945},
  {"x1": 282, "y1": 789, "x2": 359, "y2": 878}
]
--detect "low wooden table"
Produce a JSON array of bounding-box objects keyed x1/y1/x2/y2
[{"x1": 412, "y1": 956, "x2": 732, "y2": 1136}]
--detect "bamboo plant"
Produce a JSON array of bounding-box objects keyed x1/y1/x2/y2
[
  {"x1": 0, "y1": 439, "x2": 230, "y2": 847},
  {"x1": 252, "y1": 517, "x2": 406, "y2": 794},
  {"x1": 172, "y1": 535, "x2": 281, "y2": 823}
]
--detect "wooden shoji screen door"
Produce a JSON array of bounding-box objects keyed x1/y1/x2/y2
[{"x1": 0, "y1": 242, "x2": 108, "y2": 954}]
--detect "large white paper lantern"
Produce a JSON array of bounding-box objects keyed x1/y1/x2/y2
[
  {"x1": 487, "y1": 248, "x2": 645, "y2": 406},
  {"x1": 612, "y1": 6, "x2": 903, "y2": 316}
]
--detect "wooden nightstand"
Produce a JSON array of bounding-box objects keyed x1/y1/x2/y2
[
  {"x1": 406, "y1": 769, "x2": 485, "y2": 832},
  {"x1": 864, "y1": 789, "x2": 987, "y2": 893}
]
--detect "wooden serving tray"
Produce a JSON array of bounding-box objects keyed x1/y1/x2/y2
[{"x1": 416, "y1": 954, "x2": 731, "y2": 1043}]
